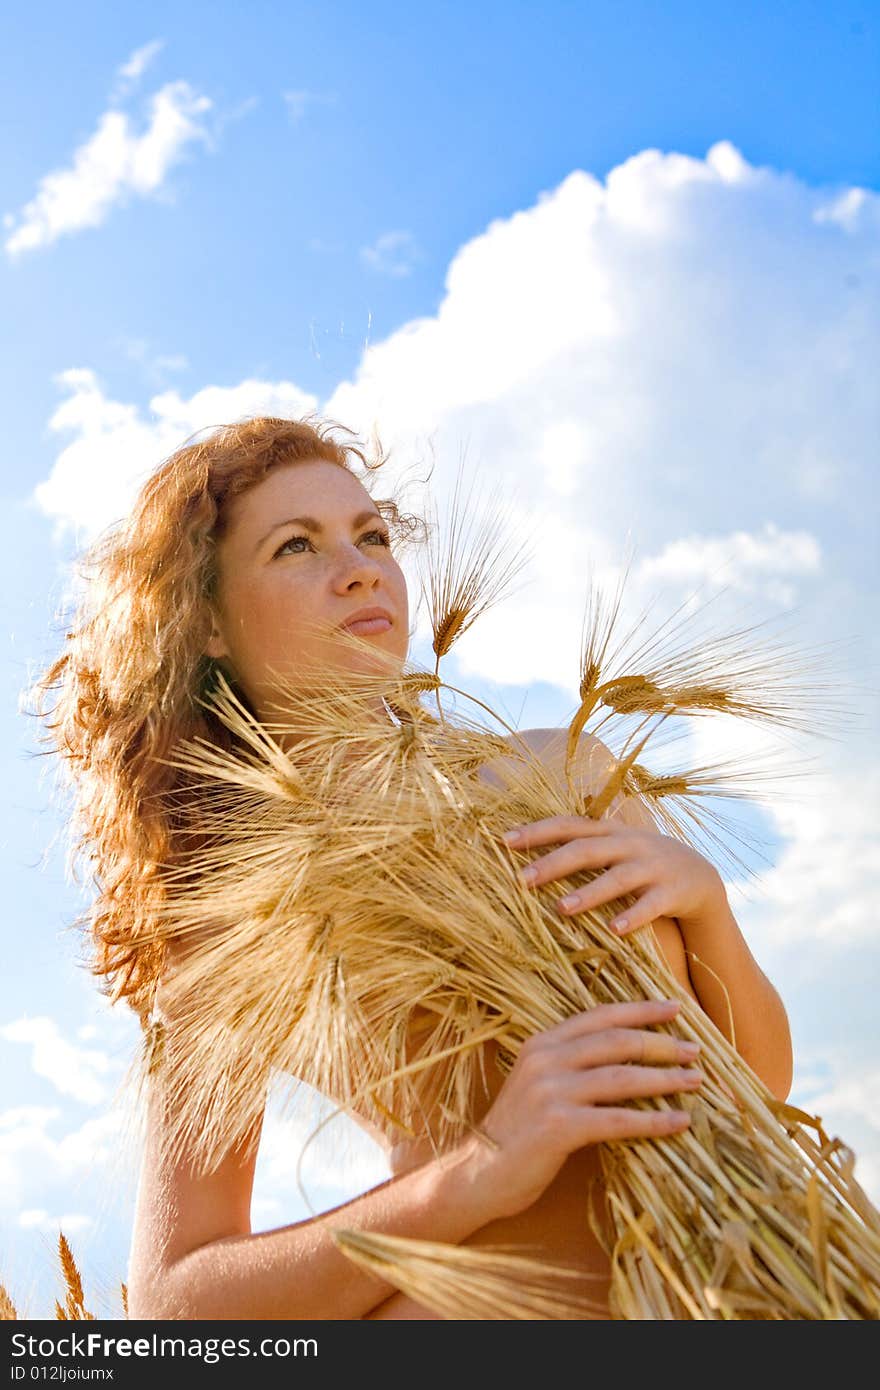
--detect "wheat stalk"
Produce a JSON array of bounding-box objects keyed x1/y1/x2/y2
[
  {"x1": 127, "y1": 486, "x2": 875, "y2": 1320},
  {"x1": 55, "y1": 1233, "x2": 95, "y2": 1321},
  {"x1": 333, "y1": 1229, "x2": 608, "y2": 1319}
]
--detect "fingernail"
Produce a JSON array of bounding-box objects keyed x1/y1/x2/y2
[
  {"x1": 518, "y1": 865, "x2": 538, "y2": 884},
  {"x1": 682, "y1": 1070, "x2": 704, "y2": 1085},
  {"x1": 680, "y1": 1041, "x2": 701, "y2": 1057},
  {"x1": 502, "y1": 828, "x2": 522, "y2": 844},
  {"x1": 558, "y1": 894, "x2": 578, "y2": 909}
]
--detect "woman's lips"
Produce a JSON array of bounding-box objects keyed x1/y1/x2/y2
[{"x1": 344, "y1": 616, "x2": 392, "y2": 635}]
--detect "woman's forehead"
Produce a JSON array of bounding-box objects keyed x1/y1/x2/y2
[{"x1": 221, "y1": 460, "x2": 373, "y2": 541}]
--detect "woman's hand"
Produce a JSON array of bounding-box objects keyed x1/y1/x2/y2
[
  {"x1": 472, "y1": 998, "x2": 702, "y2": 1221},
  {"x1": 501, "y1": 814, "x2": 726, "y2": 937}
]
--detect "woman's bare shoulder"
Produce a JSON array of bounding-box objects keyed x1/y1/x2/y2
[
  {"x1": 508, "y1": 726, "x2": 610, "y2": 757},
  {"x1": 475, "y1": 726, "x2": 614, "y2": 792}
]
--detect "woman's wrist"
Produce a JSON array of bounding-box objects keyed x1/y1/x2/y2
[
  {"x1": 674, "y1": 870, "x2": 731, "y2": 943},
  {"x1": 418, "y1": 1129, "x2": 511, "y2": 1232}
]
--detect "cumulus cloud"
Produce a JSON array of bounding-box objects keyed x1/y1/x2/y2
[
  {"x1": 0, "y1": 1106, "x2": 125, "y2": 1213},
  {"x1": 790, "y1": 1063, "x2": 880, "y2": 1204},
  {"x1": 0, "y1": 1103, "x2": 137, "y2": 1318},
  {"x1": 812, "y1": 186, "x2": 875, "y2": 233},
  {"x1": 0, "y1": 1018, "x2": 119, "y2": 1106},
  {"x1": 636, "y1": 521, "x2": 822, "y2": 607},
  {"x1": 30, "y1": 369, "x2": 318, "y2": 545},
  {"x1": 27, "y1": 140, "x2": 877, "y2": 928},
  {"x1": 682, "y1": 712, "x2": 879, "y2": 952},
  {"x1": 19, "y1": 1208, "x2": 93, "y2": 1235},
  {"x1": 32, "y1": 140, "x2": 876, "y2": 662},
  {"x1": 15, "y1": 134, "x2": 879, "y2": 1308},
  {"x1": 750, "y1": 765, "x2": 880, "y2": 947},
  {"x1": 4, "y1": 80, "x2": 213, "y2": 257},
  {"x1": 251, "y1": 1082, "x2": 390, "y2": 1223}
]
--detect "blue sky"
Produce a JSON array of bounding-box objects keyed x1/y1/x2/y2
[{"x1": 2, "y1": 2, "x2": 878, "y2": 1318}]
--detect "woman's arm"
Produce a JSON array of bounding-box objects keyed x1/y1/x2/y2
[
  {"x1": 127, "y1": 995, "x2": 702, "y2": 1319},
  {"x1": 618, "y1": 818, "x2": 793, "y2": 1102},
  {"x1": 127, "y1": 951, "x2": 509, "y2": 1321},
  {"x1": 126, "y1": 1074, "x2": 502, "y2": 1321},
  {"x1": 513, "y1": 728, "x2": 792, "y2": 1102}
]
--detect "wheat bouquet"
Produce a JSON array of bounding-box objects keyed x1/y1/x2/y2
[{"x1": 134, "y1": 496, "x2": 880, "y2": 1320}]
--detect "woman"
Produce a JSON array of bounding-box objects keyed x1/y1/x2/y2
[{"x1": 31, "y1": 414, "x2": 792, "y2": 1320}]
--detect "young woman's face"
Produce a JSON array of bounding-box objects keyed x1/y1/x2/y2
[{"x1": 204, "y1": 459, "x2": 411, "y2": 722}]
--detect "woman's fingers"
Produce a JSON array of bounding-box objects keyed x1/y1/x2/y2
[
  {"x1": 502, "y1": 816, "x2": 618, "y2": 846},
  {"x1": 547, "y1": 998, "x2": 684, "y2": 1042},
  {"x1": 474, "y1": 997, "x2": 701, "y2": 1219},
  {"x1": 514, "y1": 837, "x2": 632, "y2": 884},
  {"x1": 554, "y1": 863, "x2": 648, "y2": 913},
  {"x1": 567, "y1": 1062, "x2": 703, "y2": 1105},
  {"x1": 577, "y1": 1106, "x2": 692, "y2": 1145},
  {"x1": 556, "y1": 1026, "x2": 701, "y2": 1069}
]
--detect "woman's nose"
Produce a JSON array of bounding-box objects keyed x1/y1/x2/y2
[{"x1": 336, "y1": 546, "x2": 382, "y2": 582}]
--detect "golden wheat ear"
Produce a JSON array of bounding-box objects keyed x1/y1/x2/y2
[
  {"x1": 0, "y1": 1284, "x2": 17, "y2": 1320},
  {"x1": 619, "y1": 746, "x2": 816, "y2": 884},
  {"x1": 418, "y1": 456, "x2": 535, "y2": 677},
  {"x1": 57, "y1": 1231, "x2": 95, "y2": 1322},
  {"x1": 579, "y1": 559, "x2": 852, "y2": 740},
  {"x1": 130, "y1": 484, "x2": 880, "y2": 1319},
  {"x1": 333, "y1": 1228, "x2": 607, "y2": 1320}
]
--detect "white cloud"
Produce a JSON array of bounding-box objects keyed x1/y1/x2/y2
[
  {"x1": 31, "y1": 369, "x2": 318, "y2": 544},
  {"x1": 5, "y1": 80, "x2": 213, "y2": 257},
  {"x1": 0, "y1": 1106, "x2": 125, "y2": 1212},
  {"x1": 722, "y1": 762, "x2": 879, "y2": 950},
  {"x1": 117, "y1": 336, "x2": 190, "y2": 382},
  {"x1": 802, "y1": 1069, "x2": 880, "y2": 1128},
  {"x1": 19, "y1": 1208, "x2": 93, "y2": 1235},
  {"x1": 110, "y1": 39, "x2": 166, "y2": 103},
  {"x1": 313, "y1": 145, "x2": 873, "y2": 707},
  {"x1": 360, "y1": 230, "x2": 422, "y2": 278},
  {"x1": 26, "y1": 143, "x2": 877, "y2": 855},
  {"x1": 309, "y1": 144, "x2": 877, "y2": 684},
  {"x1": 790, "y1": 1064, "x2": 880, "y2": 1205},
  {"x1": 636, "y1": 521, "x2": 822, "y2": 607},
  {"x1": 28, "y1": 136, "x2": 879, "y2": 923},
  {"x1": 251, "y1": 1081, "x2": 390, "y2": 1222},
  {"x1": 117, "y1": 39, "x2": 165, "y2": 85},
  {"x1": 250, "y1": 1196, "x2": 283, "y2": 1226},
  {"x1": 33, "y1": 141, "x2": 877, "y2": 666},
  {"x1": 17, "y1": 136, "x2": 880, "y2": 1302},
  {"x1": 0, "y1": 1017, "x2": 118, "y2": 1105},
  {"x1": 0, "y1": 1101, "x2": 137, "y2": 1320},
  {"x1": 0, "y1": 1105, "x2": 61, "y2": 1133},
  {"x1": 812, "y1": 186, "x2": 873, "y2": 233}
]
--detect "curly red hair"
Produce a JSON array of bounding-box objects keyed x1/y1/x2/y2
[{"x1": 25, "y1": 413, "x2": 428, "y2": 1027}]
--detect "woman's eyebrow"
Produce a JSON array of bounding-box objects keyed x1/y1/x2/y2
[{"x1": 254, "y1": 509, "x2": 385, "y2": 553}]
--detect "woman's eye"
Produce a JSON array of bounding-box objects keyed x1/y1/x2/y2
[
  {"x1": 274, "y1": 535, "x2": 310, "y2": 557},
  {"x1": 274, "y1": 530, "x2": 390, "y2": 558}
]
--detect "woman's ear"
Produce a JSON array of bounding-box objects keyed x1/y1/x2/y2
[{"x1": 204, "y1": 608, "x2": 230, "y2": 661}]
